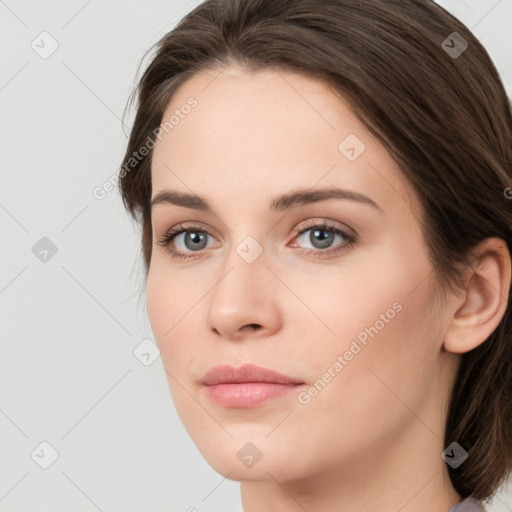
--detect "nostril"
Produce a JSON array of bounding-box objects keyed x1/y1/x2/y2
[{"x1": 243, "y1": 324, "x2": 261, "y2": 331}]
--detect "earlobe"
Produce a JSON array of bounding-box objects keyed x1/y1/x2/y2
[{"x1": 443, "y1": 238, "x2": 511, "y2": 354}]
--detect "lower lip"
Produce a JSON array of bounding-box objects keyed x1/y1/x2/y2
[{"x1": 202, "y1": 382, "x2": 303, "y2": 408}]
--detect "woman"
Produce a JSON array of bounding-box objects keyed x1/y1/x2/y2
[{"x1": 118, "y1": 0, "x2": 512, "y2": 510}]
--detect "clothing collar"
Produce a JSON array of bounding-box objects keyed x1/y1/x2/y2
[{"x1": 448, "y1": 497, "x2": 486, "y2": 511}]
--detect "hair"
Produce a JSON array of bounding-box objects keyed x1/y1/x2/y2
[{"x1": 118, "y1": 0, "x2": 512, "y2": 502}]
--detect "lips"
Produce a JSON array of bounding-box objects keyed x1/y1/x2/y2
[
  {"x1": 201, "y1": 363, "x2": 304, "y2": 386},
  {"x1": 200, "y1": 364, "x2": 305, "y2": 408}
]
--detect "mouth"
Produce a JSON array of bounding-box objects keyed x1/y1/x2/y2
[{"x1": 200, "y1": 363, "x2": 305, "y2": 408}]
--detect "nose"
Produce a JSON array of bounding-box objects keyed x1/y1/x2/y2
[{"x1": 206, "y1": 246, "x2": 282, "y2": 341}]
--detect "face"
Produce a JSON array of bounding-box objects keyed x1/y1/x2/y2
[{"x1": 147, "y1": 66, "x2": 458, "y2": 483}]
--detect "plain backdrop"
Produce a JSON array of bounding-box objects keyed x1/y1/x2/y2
[{"x1": 1, "y1": 1, "x2": 511, "y2": 511}]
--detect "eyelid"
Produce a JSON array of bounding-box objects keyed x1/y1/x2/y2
[{"x1": 293, "y1": 217, "x2": 356, "y2": 238}]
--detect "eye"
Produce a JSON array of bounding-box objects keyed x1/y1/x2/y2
[
  {"x1": 289, "y1": 219, "x2": 356, "y2": 257},
  {"x1": 156, "y1": 223, "x2": 214, "y2": 261},
  {"x1": 156, "y1": 219, "x2": 357, "y2": 260}
]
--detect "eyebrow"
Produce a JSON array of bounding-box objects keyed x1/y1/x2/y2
[{"x1": 150, "y1": 187, "x2": 382, "y2": 213}]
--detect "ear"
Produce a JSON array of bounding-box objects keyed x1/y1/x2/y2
[{"x1": 444, "y1": 237, "x2": 511, "y2": 354}]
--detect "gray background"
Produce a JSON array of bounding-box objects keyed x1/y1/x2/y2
[{"x1": 0, "y1": 1, "x2": 511, "y2": 511}]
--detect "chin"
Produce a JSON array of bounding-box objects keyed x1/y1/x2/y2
[{"x1": 192, "y1": 436, "x2": 313, "y2": 483}]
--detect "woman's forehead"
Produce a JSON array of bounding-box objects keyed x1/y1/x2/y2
[{"x1": 151, "y1": 67, "x2": 414, "y2": 217}]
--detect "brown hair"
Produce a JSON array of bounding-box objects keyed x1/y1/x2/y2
[{"x1": 118, "y1": 0, "x2": 512, "y2": 501}]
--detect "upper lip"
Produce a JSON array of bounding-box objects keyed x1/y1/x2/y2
[{"x1": 201, "y1": 364, "x2": 304, "y2": 386}]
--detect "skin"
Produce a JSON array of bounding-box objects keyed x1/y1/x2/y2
[{"x1": 147, "y1": 65, "x2": 511, "y2": 512}]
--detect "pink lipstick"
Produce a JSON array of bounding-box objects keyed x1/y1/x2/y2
[{"x1": 200, "y1": 363, "x2": 304, "y2": 408}]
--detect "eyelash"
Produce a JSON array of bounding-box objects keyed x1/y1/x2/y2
[{"x1": 156, "y1": 220, "x2": 357, "y2": 261}]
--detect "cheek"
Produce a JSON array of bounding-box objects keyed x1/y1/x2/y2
[
  {"x1": 145, "y1": 265, "x2": 203, "y2": 376},
  {"x1": 146, "y1": 269, "x2": 171, "y2": 339},
  {"x1": 145, "y1": 266, "x2": 187, "y2": 366},
  {"x1": 304, "y1": 261, "x2": 439, "y2": 431},
  {"x1": 282, "y1": 282, "x2": 439, "y2": 474},
  {"x1": 146, "y1": 260, "x2": 195, "y2": 338}
]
